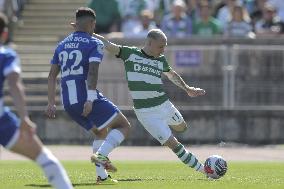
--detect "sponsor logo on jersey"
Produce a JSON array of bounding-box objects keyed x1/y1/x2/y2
[{"x1": 126, "y1": 54, "x2": 163, "y2": 70}]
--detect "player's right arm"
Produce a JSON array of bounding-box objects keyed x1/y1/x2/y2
[
  {"x1": 92, "y1": 33, "x2": 120, "y2": 56},
  {"x1": 46, "y1": 64, "x2": 60, "y2": 118}
]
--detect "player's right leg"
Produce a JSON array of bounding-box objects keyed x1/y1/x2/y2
[
  {"x1": 166, "y1": 101, "x2": 188, "y2": 133},
  {"x1": 0, "y1": 110, "x2": 73, "y2": 189}
]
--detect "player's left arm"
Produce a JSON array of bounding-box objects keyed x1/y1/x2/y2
[
  {"x1": 82, "y1": 62, "x2": 99, "y2": 117},
  {"x1": 87, "y1": 62, "x2": 99, "y2": 90},
  {"x1": 163, "y1": 69, "x2": 206, "y2": 97},
  {"x1": 7, "y1": 72, "x2": 36, "y2": 133}
]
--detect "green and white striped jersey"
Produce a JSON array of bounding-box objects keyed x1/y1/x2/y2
[{"x1": 117, "y1": 46, "x2": 171, "y2": 109}]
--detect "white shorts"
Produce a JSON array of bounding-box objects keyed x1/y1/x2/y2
[{"x1": 134, "y1": 100, "x2": 184, "y2": 145}]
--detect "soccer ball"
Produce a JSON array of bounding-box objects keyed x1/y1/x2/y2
[{"x1": 204, "y1": 155, "x2": 227, "y2": 179}]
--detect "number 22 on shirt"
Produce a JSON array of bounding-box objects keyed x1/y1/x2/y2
[{"x1": 59, "y1": 50, "x2": 83, "y2": 77}]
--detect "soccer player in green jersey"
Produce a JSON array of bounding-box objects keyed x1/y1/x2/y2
[{"x1": 93, "y1": 29, "x2": 207, "y2": 175}]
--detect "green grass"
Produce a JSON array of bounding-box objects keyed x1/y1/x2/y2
[{"x1": 0, "y1": 161, "x2": 284, "y2": 189}]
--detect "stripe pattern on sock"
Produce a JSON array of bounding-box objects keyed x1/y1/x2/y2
[{"x1": 173, "y1": 143, "x2": 202, "y2": 171}]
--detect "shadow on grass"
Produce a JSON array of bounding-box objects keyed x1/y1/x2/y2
[
  {"x1": 26, "y1": 177, "x2": 211, "y2": 187},
  {"x1": 25, "y1": 179, "x2": 141, "y2": 188},
  {"x1": 25, "y1": 182, "x2": 97, "y2": 188}
]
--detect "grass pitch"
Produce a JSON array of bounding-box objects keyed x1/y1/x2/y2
[{"x1": 0, "y1": 161, "x2": 283, "y2": 189}]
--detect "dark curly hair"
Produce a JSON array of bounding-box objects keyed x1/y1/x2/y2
[{"x1": 76, "y1": 7, "x2": 96, "y2": 20}]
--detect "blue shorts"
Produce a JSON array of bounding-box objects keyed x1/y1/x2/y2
[
  {"x1": 0, "y1": 108, "x2": 20, "y2": 149},
  {"x1": 64, "y1": 95, "x2": 119, "y2": 131}
]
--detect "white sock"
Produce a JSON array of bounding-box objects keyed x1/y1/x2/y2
[
  {"x1": 92, "y1": 140, "x2": 108, "y2": 179},
  {"x1": 36, "y1": 148, "x2": 73, "y2": 189},
  {"x1": 97, "y1": 129, "x2": 124, "y2": 157}
]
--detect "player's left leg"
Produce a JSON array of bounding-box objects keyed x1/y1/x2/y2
[
  {"x1": 11, "y1": 134, "x2": 73, "y2": 189},
  {"x1": 92, "y1": 129, "x2": 109, "y2": 182},
  {"x1": 163, "y1": 135, "x2": 205, "y2": 174},
  {"x1": 163, "y1": 101, "x2": 205, "y2": 174},
  {"x1": 90, "y1": 112, "x2": 129, "y2": 184},
  {"x1": 87, "y1": 97, "x2": 130, "y2": 182},
  {"x1": 91, "y1": 111, "x2": 130, "y2": 172}
]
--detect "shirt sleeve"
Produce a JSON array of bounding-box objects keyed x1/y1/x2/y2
[
  {"x1": 3, "y1": 50, "x2": 21, "y2": 76},
  {"x1": 162, "y1": 56, "x2": 172, "y2": 72},
  {"x1": 89, "y1": 40, "x2": 104, "y2": 64},
  {"x1": 116, "y1": 46, "x2": 133, "y2": 61},
  {"x1": 50, "y1": 48, "x2": 59, "y2": 65}
]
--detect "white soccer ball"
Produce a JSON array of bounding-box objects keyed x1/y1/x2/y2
[{"x1": 204, "y1": 155, "x2": 227, "y2": 179}]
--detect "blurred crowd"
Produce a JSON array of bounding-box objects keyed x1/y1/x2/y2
[
  {"x1": 0, "y1": 0, "x2": 26, "y2": 43},
  {"x1": 1, "y1": 0, "x2": 284, "y2": 43},
  {"x1": 88, "y1": 0, "x2": 284, "y2": 38}
]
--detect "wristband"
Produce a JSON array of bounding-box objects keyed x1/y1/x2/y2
[{"x1": 87, "y1": 90, "x2": 97, "y2": 101}]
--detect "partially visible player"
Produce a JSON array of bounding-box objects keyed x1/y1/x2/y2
[
  {"x1": 93, "y1": 29, "x2": 208, "y2": 176},
  {"x1": 46, "y1": 7, "x2": 131, "y2": 184},
  {"x1": 0, "y1": 13, "x2": 73, "y2": 189}
]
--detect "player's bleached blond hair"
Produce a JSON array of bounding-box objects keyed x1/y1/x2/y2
[{"x1": 147, "y1": 29, "x2": 167, "y2": 41}]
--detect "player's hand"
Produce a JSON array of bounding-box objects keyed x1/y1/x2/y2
[
  {"x1": 45, "y1": 104, "x2": 56, "y2": 118},
  {"x1": 82, "y1": 100, "x2": 93, "y2": 117},
  {"x1": 20, "y1": 116, "x2": 36, "y2": 135},
  {"x1": 186, "y1": 87, "x2": 206, "y2": 97}
]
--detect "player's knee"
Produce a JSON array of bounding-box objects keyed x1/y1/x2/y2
[
  {"x1": 116, "y1": 114, "x2": 131, "y2": 134},
  {"x1": 178, "y1": 122, "x2": 188, "y2": 132},
  {"x1": 12, "y1": 133, "x2": 42, "y2": 160},
  {"x1": 120, "y1": 122, "x2": 131, "y2": 138},
  {"x1": 93, "y1": 127, "x2": 108, "y2": 139},
  {"x1": 171, "y1": 122, "x2": 188, "y2": 133},
  {"x1": 120, "y1": 113, "x2": 131, "y2": 129}
]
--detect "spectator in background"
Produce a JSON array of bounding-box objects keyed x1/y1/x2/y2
[
  {"x1": 255, "y1": 3, "x2": 284, "y2": 35},
  {"x1": 184, "y1": 0, "x2": 200, "y2": 20},
  {"x1": 224, "y1": 3, "x2": 254, "y2": 37},
  {"x1": 243, "y1": 0, "x2": 257, "y2": 15},
  {"x1": 88, "y1": 0, "x2": 120, "y2": 33},
  {"x1": 117, "y1": 0, "x2": 147, "y2": 18},
  {"x1": 1, "y1": 0, "x2": 21, "y2": 43},
  {"x1": 160, "y1": 0, "x2": 192, "y2": 38},
  {"x1": 185, "y1": 0, "x2": 219, "y2": 21},
  {"x1": 250, "y1": 0, "x2": 268, "y2": 29},
  {"x1": 216, "y1": 0, "x2": 239, "y2": 30},
  {"x1": 152, "y1": 0, "x2": 174, "y2": 27},
  {"x1": 124, "y1": 9, "x2": 157, "y2": 38},
  {"x1": 119, "y1": 0, "x2": 148, "y2": 36},
  {"x1": 268, "y1": 0, "x2": 284, "y2": 21},
  {"x1": 157, "y1": 0, "x2": 175, "y2": 16},
  {"x1": 193, "y1": 1, "x2": 222, "y2": 36}
]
